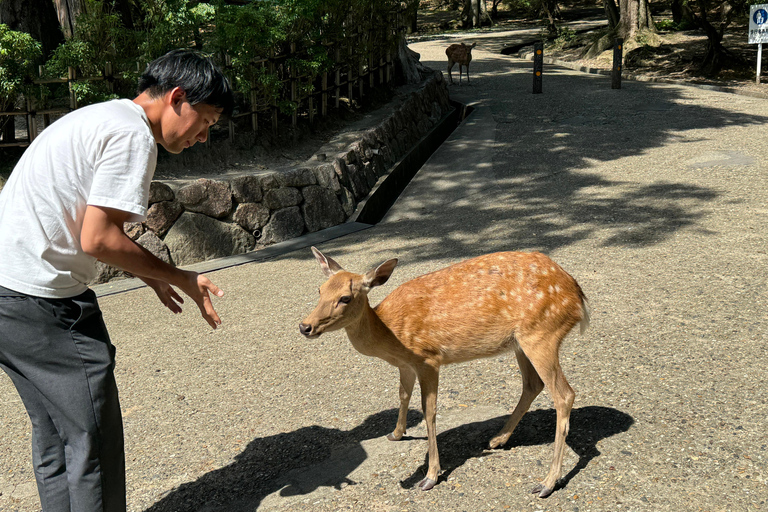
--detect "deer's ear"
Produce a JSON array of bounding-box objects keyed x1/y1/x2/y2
[
  {"x1": 311, "y1": 246, "x2": 344, "y2": 277},
  {"x1": 363, "y1": 258, "x2": 398, "y2": 289}
]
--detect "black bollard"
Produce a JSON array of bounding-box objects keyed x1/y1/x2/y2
[
  {"x1": 612, "y1": 38, "x2": 623, "y2": 89},
  {"x1": 533, "y1": 42, "x2": 543, "y2": 94}
]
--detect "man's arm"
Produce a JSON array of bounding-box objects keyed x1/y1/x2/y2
[{"x1": 81, "y1": 204, "x2": 223, "y2": 328}]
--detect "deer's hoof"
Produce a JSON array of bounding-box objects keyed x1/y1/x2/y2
[
  {"x1": 488, "y1": 434, "x2": 508, "y2": 449},
  {"x1": 531, "y1": 483, "x2": 553, "y2": 498},
  {"x1": 386, "y1": 432, "x2": 403, "y2": 441},
  {"x1": 418, "y1": 477, "x2": 437, "y2": 491}
]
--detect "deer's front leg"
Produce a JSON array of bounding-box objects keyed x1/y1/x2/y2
[
  {"x1": 388, "y1": 366, "x2": 416, "y2": 441},
  {"x1": 417, "y1": 364, "x2": 440, "y2": 491}
]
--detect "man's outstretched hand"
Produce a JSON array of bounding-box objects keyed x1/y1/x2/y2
[{"x1": 143, "y1": 272, "x2": 223, "y2": 329}]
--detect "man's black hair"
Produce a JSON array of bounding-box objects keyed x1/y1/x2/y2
[{"x1": 138, "y1": 49, "x2": 235, "y2": 117}]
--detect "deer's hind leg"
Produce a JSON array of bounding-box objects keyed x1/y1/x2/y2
[
  {"x1": 416, "y1": 364, "x2": 440, "y2": 491},
  {"x1": 447, "y1": 60, "x2": 456, "y2": 84},
  {"x1": 388, "y1": 366, "x2": 416, "y2": 441},
  {"x1": 489, "y1": 347, "x2": 544, "y2": 449},
  {"x1": 520, "y1": 333, "x2": 575, "y2": 498}
]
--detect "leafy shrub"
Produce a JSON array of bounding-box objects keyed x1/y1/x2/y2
[{"x1": 0, "y1": 24, "x2": 42, "y2": 111}]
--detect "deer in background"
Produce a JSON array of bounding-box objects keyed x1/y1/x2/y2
[
  {"x1": 446, "y1": 42, "x2": 477, "y2": 84},
  {"x1": 299, "y1": 247, "x2": 590, "y2": 497}
]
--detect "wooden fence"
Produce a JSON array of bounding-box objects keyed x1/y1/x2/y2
[{"x1": 0, "y1": 13, "x2": 403, "y2": 149}]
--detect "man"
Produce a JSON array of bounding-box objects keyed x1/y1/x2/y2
[{"x1": 0, "y1": 49, "x2": 234, "y2": 511}]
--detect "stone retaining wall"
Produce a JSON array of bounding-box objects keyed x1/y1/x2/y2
[{"x1": 92, "y1": 72, "x2": 452, "y2": 284}]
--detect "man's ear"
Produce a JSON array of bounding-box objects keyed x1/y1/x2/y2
[{"x1": 168, "y1": 87, "x2": 186, "y2": 109}]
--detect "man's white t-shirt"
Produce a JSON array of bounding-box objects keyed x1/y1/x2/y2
[{"x1": 0, "y1": 99, "x2": 158, "y2": 298}]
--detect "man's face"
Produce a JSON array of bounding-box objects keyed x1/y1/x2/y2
[{"x1": 160, "y1": 88, "x2": 222, "y2": 154}]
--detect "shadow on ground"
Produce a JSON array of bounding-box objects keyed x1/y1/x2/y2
[
  {"x1": 273, "y1": 58, "x2": 766, "y2": 268},
  {"x1": 145, "y1": 405, "x2": 631, "y2": 510},
  {"x1": 400, "y1": 405, "x2": 633, "y2": 493},
  {"x1": 143, "y1": 409, "x2": 422, "y2": 511}
]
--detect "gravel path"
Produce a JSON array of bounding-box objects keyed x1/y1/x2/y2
[{"x1": 2, "y1": 29, "x2": 767, "y2": 512}]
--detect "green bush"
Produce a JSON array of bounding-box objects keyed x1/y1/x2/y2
[
  {"x1": 0, "y1": 24, "x2": 42, "y2": 111},
  {"x1": 6, "y1": 0, "x2": 401, "y2": 113}
]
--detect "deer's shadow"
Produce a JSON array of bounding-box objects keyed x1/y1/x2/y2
[{"x1": 399, "y1": 405, "x2": 634, "y2": 493}]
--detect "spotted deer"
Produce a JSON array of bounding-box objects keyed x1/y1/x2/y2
[
  {"x1": 446, "y1": 42, "x2": 477, "y2": 84},
  {"x1": 299, "y1": 247, "x2": 590, "y2": 497}
]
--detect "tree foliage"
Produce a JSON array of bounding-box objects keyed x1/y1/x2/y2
[
  {"x1": 0, "y1": 24, "x2": 42, "y2": 111},
  {"x1": 3, "y1": 0, "x2": 402, "y2": 110}
]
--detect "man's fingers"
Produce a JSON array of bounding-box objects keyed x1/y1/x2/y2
[
  {"x1": 200, "y1": 295, "x2": 221, "y2": 329},
  {"x1": 169, "y1": 288, "x2": 184, "y2": 304},
  {"x1": 206, "y1": 282, "x2": 224, "y2": 298}
]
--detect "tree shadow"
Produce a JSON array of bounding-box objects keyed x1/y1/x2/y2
[
  {"x1": 399, "y1": 405, "x2": 633, "y2": 493},
  {"x1": 143, "y1": 408, "x2": 423, "y2": 511},
  {"x1": 269, "y1": 38, "x2": 768, "y2": 271}
]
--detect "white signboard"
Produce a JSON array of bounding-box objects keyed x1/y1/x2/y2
[{"x1": 749, "y1": 4, "x2": 768, "y2": 43}]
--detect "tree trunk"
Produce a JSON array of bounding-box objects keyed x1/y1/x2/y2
[
  {"x1": 604, "y1": 0, "x2": 620, "y2": 29},
  {"x1": 396, "y1": 37, "x2": 430, "y2": 84},
  {"x1": 542, "y1": 0, "x2": 561, "y2": 35},
  {"x1": 671, "y1": 0, "x2": 683, "y2": 24},
  {"x1": 1, "y1": 0, "x2": 65, "y2": 58},
  {"x1": 51, "y1": 0, "x2": 87, "y2": 39},
  {"x1": 462, "y1": 0, "x2": 492, "y2": 28},
  {"x1": 618, "y1": 0, "x2": 655, "y2": 40},
  {"x1": 693, "y1": 1, "x2": 731, "y2": 75},
  {"x1": 405, "y1": 0, "x2": 419, "y2": 34},
  {"x1": 479, "y1": 0, "x2": 493, "y2": 26}
]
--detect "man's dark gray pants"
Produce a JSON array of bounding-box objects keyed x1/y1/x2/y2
[{"x1": 0, "y1": 285, "x2": 125, "y2": 512}]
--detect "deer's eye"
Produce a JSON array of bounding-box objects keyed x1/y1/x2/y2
[{"x1": 339, "y1": 295, "x2": 352, "y2": 304}]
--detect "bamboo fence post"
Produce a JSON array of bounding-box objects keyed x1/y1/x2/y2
[
  {"x1": 68, "y1": 66, "x2": 77, "y2": 110},
  {"x1": 105, "y1": 61, "x2": 114, "y2": 94},
  {"x1": 26, "y1": 96, "x2": 37, "y2": 142},
  {"x1": 39, "y1": 65, "x2": 51, "y2": 128},
  {"x1": 250, "y1": 89, "x2": 258, "y2": 133},
  {"x1": 348, "y1": 38, "x2": 354, "y2": 104},
  {"x1": 335, "y1": 47, "x2": 341, "y2": 108},
  {"x1": 270, "y1": 49, "x2": 278, "y2": 133},
  {"x1": 290, "y1": 42, "x2": 297, "y2": 127},
  {"x1": 321, "y1": 71, "x2": 328, "y2": 117},
  {"x1": 358, "y1": 29, "x2": 364, "y2": 99}
]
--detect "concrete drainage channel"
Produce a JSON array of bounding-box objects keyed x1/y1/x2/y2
[{"x1": 93, "y1": 100, "x2": 473, "y2": 297}]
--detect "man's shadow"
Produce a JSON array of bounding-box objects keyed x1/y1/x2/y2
[
  {"x1": 400, "y1": 405, "x2": 634, "y2": 494},
  {"x1": 144, "y1": 408, "x2": 423, "y2": 511}
]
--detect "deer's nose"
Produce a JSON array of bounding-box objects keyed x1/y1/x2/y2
[{"x1": 299, "y1": 323, "x2": 312, "y2": 336}]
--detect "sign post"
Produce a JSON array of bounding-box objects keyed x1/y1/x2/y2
[{"x1": 749, "y1": 4, "x2": 768, "y2": 83}]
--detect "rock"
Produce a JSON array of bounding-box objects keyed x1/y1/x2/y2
[
  {"x1": 136, "y1": 230, "x2": 171, "y2": 264},
  {"x1": 346, "y1": 163, "x2": 370, "y2": 200},
  {"x1": 176, "y1": 179, "x2": 232, "y2": 218},
  {"x1": 164, "y1": 212, "x2": 256, "y2": 266},
  {"x1": 332, "y1": 158, "x2": 351, "y2": 190},
  {"x1": 362, "y1": 161, "x2": 378, "y2": 189},
  {"x1": 233, "y1": 203, "x2": 271, "y2": 234},
  {"x1": 146, "y1": 200, "x2": 184, "y2": 237},
  {"x1": 276, "y1": 168, "x2": 317, "y2": 188},
  {"x1": 259, "y1": 173, "x2": 280, "y2": 191},
  {"x1": 302, "y1": 186, "x2": 346, "y2": 233},
  {"x1": 149, "y1": 181, "x2": 174, "y2": 204},
  {"x1": 263, "y1": 187, "x2": 302, "y2": 210},
  {"x1": 91, "y1": 262, "x2": 129, "y2": 285},
  {"x1": 123, "y1": 222, "x2": 145, "y2": 241},
  {"x1": 313, "y1": 163, "x2": 342, "y2": 194},
  {"x1": 338, "y1": 187, "x2": 357, "y2": 217},
  {"x1": 230, "y1": 175, "x2": 263, "y2": 203},
  {"x1": 260, "y1": 206, "x2": 305, "y2": 245}
]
